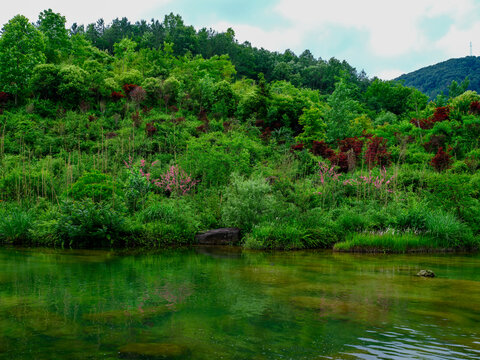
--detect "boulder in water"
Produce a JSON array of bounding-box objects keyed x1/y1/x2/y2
[
  {"x1": 417, "y1": 270, "x2": 435, "y2": 278},
  {"x1": 195, "y1": 228, "x2": 240, "y2": 245}
]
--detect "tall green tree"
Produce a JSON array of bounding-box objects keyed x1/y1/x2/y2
[
  {"x1": 0, "y1": 15, "x2": 45, "y2": 104},
  {"x1": 37, "y1": 9, "x2": 70, "y2": 63}
]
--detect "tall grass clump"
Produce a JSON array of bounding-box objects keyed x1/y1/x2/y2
[
  {"x1": 424, "y1": 210, "x2": 475, "y2": 248},
  {"x1": 0, "y1": 206, "x2": 34, "y2": 244},
  {"x1": 333, "y1": 232, "x2": 436, "y2": 253}
]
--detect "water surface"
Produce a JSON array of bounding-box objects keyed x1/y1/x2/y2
[{"x1": 0, "y1": 247, "x2": 479, "y2": 359}]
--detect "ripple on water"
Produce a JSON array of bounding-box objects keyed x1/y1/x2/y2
[{"x1": 340, "y1": 326, "x2": 480, "y2": 360}]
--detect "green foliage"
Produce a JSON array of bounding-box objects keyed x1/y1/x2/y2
[
  {"x1": 325, "y1": 77, "x2": 363, "y2": 141},
  {"x1": 0, "y1": 15, "x2": 45, "y2": 103},
  {"x1": 58, "y1": 65, "x2": 89, "y2": 106},
  {"x1": 180, "y1": 131, "x2": 264, "y2": 187},
  {"x1": 243, "y1": 223, "x2": 307, "y2": 250},
  {"x1": 56, "y1": 200, "x2": 126, "y2": 248},
  {"x1": 139, "y1": 197, "x2": 200, "y2": 243},
  {"x1": 66, "y1": 170, "x2": 120, "y2": 202},
  {"x1": 124, "y1": 166, "x2": 151, "y2": 212},
  {"x1": 0, "y1": 9, "x2": 479, "y2": 253},
  {"x1": 424, "y1": 211, "x2": 473, "y2": 248},
  {"x1": 221, "y1": 173, "x2": 273, "y2": 231},
  {"x1": 0, "y1": 205, "x2": 34, "y2": 244},
  {"x1": 30, "y1": 64, "x2": 60, "y2": 100},
  {"x1": 37, "y1": 9, "x2": 70, "y2": 63}
]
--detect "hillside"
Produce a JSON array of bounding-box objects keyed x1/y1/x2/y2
[{"x1": 395, "y1": 56, "x2": 480, "y2": 99}]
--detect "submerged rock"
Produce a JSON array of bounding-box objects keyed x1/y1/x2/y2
[
  {"x1": 118, "y1": 343, "x2": 189, "y2": 359},
  {"x1": 417, "y1": 269, "x2": 435, "y2": 278},
  {"x1": 195, "y1": 228, "x2": 240, "y2": 245}
]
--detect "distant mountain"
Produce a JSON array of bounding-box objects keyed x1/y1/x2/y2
[{"x1": 395, "y1": 56, "x2": 480, "y2": 99}]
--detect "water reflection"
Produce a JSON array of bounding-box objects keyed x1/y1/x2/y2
[{"x1": 0, "y1": 247, "x2": 478, "y2": 359}]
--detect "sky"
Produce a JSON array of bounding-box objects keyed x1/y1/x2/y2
[{"x1": 1, "y1": 0, "x2": 480, "y2": 79}]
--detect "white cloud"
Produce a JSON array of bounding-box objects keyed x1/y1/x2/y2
[
  {"x1": 435, "y1": 23, "x2": 480, "y2": 58},
  {"x1": 375, "y1": 69, "x2": 405, "y2": 80},
  {"x1": 274, "y1": 0, "x2": 479, "y2": 58},
  {"x1": 211, "y1": 21, "x2": 303, "y2": 52},
  {"x1": 0, "y1": 0, "x2": 172, "y2": 28}
]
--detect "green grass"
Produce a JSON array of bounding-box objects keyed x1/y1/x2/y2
[{"x1": 334, "y1": 232, "x2": 449, "y2": 253}]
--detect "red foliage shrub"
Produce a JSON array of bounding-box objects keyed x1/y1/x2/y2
[
  {"x1": 145, "y1": 122, "x2": 157, "y2": 137},
  {"x1": 469, "y1": 101, "x2": 480, "y2": 115},
  {"x1": 423, "y1": 134, "x2": 446, "y2": 153},
  {"x1": 0, "y1": 92, "x2": 10, "y2": 104},
  {"x1": 122, "y1": 84, "x2": 137, "y2": 96},
  {"x1": 410, "y1": 118, "x2": 434, "y2": 130},
  {"x1": 88, "y1": 115, "x2": 96, "y2": 122},
  {"x1": 223, "y1": 121, "x2": 232, "y2": 132},
  {"x1": 430, "y1": 147, "x2": 452, "y2": 172},
  {"x1": 255, "y1": 119, "x2": 265, "y2": 128},
  {"x1": 311, "y1": 140, "x2": 335, "y2": 158},
  {"x1": 196, "y1": 123, "x2": 208, "y2": 133},
  {"x1": 290, "y1": 143, "x2": 304, "y2": 152},
  {"x1": 173, "y1": 116, "x2": 185, "y2": 124},
  {"x1": 339, "y1": 136, "x2": 364, "y2": 157},
  {"x1": 261, "y1": 127, "x2": 272, "y2": 140},
  {"x1": 142, "y1": 106, "x2": 152, "y2": 115},
  {"x1": 432, "y1": 106, "x2": 450, "y2": 122},
  {"x1": 169, "y1": 105, "x2": 179, "y2": 113},
  {"x1": 111, "y1": 91, "x2": 125, "y2": 101},
  {"x1": 411, "y1": 106, "x2": 451, "y2": 129},
  {"x1": 198, "y1": 108, "x2": 208, "y2": 123},
  {"x1": 329, "y1": 152, "x2": 349, "y2": 173},
  {"x1": 130, "y1": 86, "x2": 146, "y2": 104},
  {"x1": 365, "y1": 137, "x2": 391, "y2": 168},
  {"x1": 105, "y1": 132, "x2": 118, "y2": 139}
]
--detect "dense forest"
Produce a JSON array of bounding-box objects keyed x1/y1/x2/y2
[
  {"x1": 396, "y1": 56, "x2": 480, "y2": 99},
  {"x1": 0, "y1": 10, "x2": 479, "y2": 252}
]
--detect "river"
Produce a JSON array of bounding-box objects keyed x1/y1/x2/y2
[{"x1": 0, "y1": 247, "x2": 479, "y2": 359}]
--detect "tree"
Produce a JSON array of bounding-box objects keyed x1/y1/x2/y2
[
  {"x1": 37, "y1": 9, "x2": 70, "y2": 63},
  {"x1": 325, "y1": 77, "x2": 363, "y2": 142},
  {"x1": 0, "y1": 15, "x2": 45, "y2": 104}
]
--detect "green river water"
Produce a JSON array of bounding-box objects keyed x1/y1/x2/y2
[{"x1": 0, "y1": 246, "x2": 479, "y2": 359}]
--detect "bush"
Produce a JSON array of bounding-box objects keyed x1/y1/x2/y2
[
  {"x1": 66, "y1": 170, "x2": 121, "y2": 202},
  {"x1": 56, "y1": 200, "x2": 126, "y2": 248},
  {"x1": 0, "y1": 205, "x2": 34, "y2": 244},
  {"x1": 221, "y1": 173, "x2": 273, "y2": 231}
]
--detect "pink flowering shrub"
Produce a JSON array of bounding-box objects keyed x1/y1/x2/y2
[
  {"x1": 124, "y1": 158, "x2": 197, "y2": 197},
  {"x1": 154, "y1": 165, "x2": 198, "y2": 196},
  {"x1": 317, "y1": 161, "x2": 396, "y2": 201}
]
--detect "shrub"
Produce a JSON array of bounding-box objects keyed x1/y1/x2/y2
[
  {"x1": 430, "y1": 147, "x2": 452, "y2": 172},
  {"x1": 56, "y1": 200, "x2": 126, "y2": 248},
  {"x1": 0, "y1": 206, "x2": 34, "y2": 244},
  {"x1": 221, "y1": 173, "x2": 273, "y2": 231},
  {"x1": 66, "y1": 170, "x2": 121, "y2": 202},
  {"x1": 139, "y1": 198, "x2": 200, "y2": 243},
  {"x1": 365, "y1": 136, "x2": 391, "y2": 168}
]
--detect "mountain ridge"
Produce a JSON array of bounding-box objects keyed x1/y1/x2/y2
[{"x1": 395, "y1": 56, "x2": 480, "y2": 99}]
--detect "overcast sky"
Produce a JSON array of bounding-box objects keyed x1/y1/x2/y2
[{"x1": 2, "y1": 0, "x2": 479, "y2": 79}]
